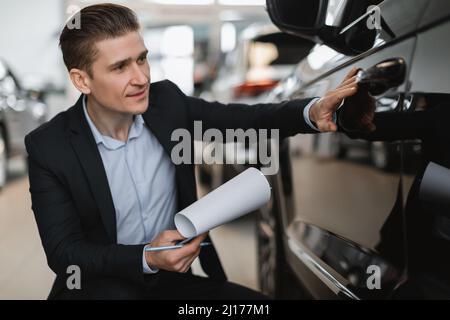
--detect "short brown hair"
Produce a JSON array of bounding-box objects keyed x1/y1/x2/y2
[{"x1": 59, "y1": 3, "x2": 140, "y2": 77}]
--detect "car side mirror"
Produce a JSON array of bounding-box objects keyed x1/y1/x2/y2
[
  {"x1": 266, "y1": 0, "x2": 329, "y2": 41},
  {"x1": 266, "y1": 0, "x2": 381, "y2": 56}
]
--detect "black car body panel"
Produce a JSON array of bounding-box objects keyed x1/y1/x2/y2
[{"x1": 257, "y1": 0, "x2": 450, "y2": 299}]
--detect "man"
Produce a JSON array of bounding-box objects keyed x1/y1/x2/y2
[{"x1": 26, "y1": 3, "x2": 363, "y2": 299}]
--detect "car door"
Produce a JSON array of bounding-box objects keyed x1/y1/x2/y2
[
  {"x1": 398, "y1": 7, "x2": 450, "y2": 298},
  {"x1": 278, "y1": 0, "x2": 430, "y2": 299}
]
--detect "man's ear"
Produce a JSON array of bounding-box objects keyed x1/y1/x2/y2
[{"x1": 69, "y1": 68, "x2": 92, "y2": 94}]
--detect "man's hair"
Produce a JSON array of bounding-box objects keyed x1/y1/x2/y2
[{"x1": 59, "y1": 3, "x2": 140, "y2": 77}]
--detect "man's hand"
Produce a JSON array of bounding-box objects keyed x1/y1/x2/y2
[
  {"x1": 309, "y1": 68, "x2": 360, "y2": 132},
  {"x1": 145, "y1": 230, "x2": 208, "y2": 273},
  {"x1": 338, "y1": 78, "x2": 377, "y2": 133}
]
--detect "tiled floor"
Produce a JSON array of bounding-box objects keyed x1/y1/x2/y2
[{"x1": 0, "y1": 160, "x2": 258, "y2": 299}]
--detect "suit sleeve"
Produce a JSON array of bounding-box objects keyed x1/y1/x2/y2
[
  {"x1": 168, "y1": 81, "x2": 318, "y2": 139},
  {"x1": 25, "y1": 134, "x2": 154, "y2": 287}
]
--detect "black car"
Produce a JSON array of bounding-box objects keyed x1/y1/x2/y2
[
  {"x1": 0, "y1": 59, "x2": 48, "y2": 189},
  {"x1": 256, "y1": 0, "x2": 450, "y2": 299}
]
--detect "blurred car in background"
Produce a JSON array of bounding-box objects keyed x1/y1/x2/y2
[
  {"x1": 201, "y1": 23, "x2": 314, "y2": 104},
  {"x1": 255, "y1": 0, "x2": 450, "y2": 299},
  {"x1": 198, "y1": 23, "x2": 314, "y2": 189},
  {"x1": 0, "y1": 59, "x2": 48, "y2": 189}
]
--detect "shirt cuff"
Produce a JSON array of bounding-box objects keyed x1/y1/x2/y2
[
  {"x1": 302, "y1": 98, "x2": 344, "y2": 132},
  {"x1": 143, "y1": 244, "x2": 159, "y2": 274},
  {"x1": 303, "y1": 98, "x2": 321, "y2": 131}
]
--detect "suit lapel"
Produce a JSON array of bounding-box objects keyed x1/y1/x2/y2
[
  {"x1": 142, "y1": 87, "x2": 198, "y2": 210},
  {"x1": 67, "y1": 96, "x2": 117, "y2": 243}
]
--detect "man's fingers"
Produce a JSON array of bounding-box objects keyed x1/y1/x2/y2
[
  {"x1": 188, "y1": 232, "x2": 208, "y2": 248},
  {"x1": 178, "y1": 246, "x2": 201, "y2": 272},
  {"x1": 342, "y1": 68, "x2": 359, "y2": 83},
  {"x1": 162, "y1": 229, "x2": 184, "y2": 240},
  {"x1": 317, "y1": 120, "x2": 338, "y2": 132},
  {"x1": 176, "y1": 242, "x2": 198, "y2": 258},
  {"x1": 175, "y1": 232, "x2": 208, "y2": 258},
  {"x1": 334, "y1": 86, "x2": 358, "y2": 100},
  {"x1": 321, "y1": 87, "x2": 357, "y2": 113},
  {"x1": 329, "y1": 122, "x2": 338, "y2": 132},
  {"x1": 183, "y1": 247, "x2": 202, "y2": 272},
  {"x1": 337, "y1": 80, "x2": 359, "y2": 91},
  {"x1": 156, "y1": 230, "x2": 186, "y2": 245},
  {"x1": 338, "y1": 75, "x2": 358, "y2": 88}
]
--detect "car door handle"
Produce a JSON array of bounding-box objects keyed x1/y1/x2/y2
[{"x1": 357, "y1": 57, "x2": 407, "y2": 96}]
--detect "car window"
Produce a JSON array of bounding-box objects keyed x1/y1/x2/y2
[{"x1": 248, "y1": 33, "x2": 314, "y2": 67}]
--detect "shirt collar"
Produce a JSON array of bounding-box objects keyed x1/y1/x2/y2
[{"x1": 82, "y1": 95, "x2": 146, "y2": 150}]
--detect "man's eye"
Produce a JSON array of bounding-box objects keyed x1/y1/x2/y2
[
  {"x1": 138, "y1": 56, "x2": 147, "y2": 63},
  {"x1": 115, "y1": 64, "x2": 125, "y2": 71}
]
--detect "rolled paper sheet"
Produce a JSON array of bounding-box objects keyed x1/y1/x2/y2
[
  {"x1": 174, "y1": 167, "x2": 271, "y2": 238},
  {"x1": 419, "y1": 162, "x2": 450, "y2": 207}
]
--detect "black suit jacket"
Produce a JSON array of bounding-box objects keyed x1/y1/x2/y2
[{"x1": 25, "y1": 80, "x2": 316, "y2": 299}]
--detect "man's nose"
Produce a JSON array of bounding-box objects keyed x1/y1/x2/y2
[{"x1": 130, "y1": 63, "x2": 149, "y2": 86}]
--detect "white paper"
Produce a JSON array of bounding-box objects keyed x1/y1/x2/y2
[{"x1": 174, "y1": 167, "x2": 271, "y2": 238}]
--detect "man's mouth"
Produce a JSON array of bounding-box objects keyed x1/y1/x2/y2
[{"x1": 126, "y1": 87, "x2": 147, "y2": 98}]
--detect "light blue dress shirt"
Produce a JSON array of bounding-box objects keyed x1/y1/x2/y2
[
  {"x1": 303, "y1": 98, "x2": 321, "y2": 131},
  {"x1": 82, "y1": 96, "x2": 322, "y2": 274}
]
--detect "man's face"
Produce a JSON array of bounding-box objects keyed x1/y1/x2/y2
[{"x1": 87, "y1": 31, "x2": 150, "y2": 115}]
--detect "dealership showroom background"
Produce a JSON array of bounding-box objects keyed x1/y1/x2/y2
[{"x1": 1, "y1": 0, "x2": 450, "y2": 300}]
